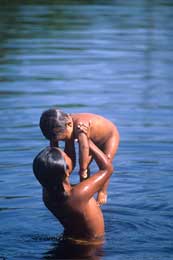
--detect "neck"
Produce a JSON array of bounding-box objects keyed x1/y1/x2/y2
[
  {"x1": 47, "y1": 181, "x2": 70, "y2": 201},
  {"x1": 62, "y1": 177, "x2": 72, "y2": 194}
]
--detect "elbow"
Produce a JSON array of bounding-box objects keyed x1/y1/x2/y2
[
  {"x1": 107, "y1": 162, "x2": 114, "y2": 174},
  {"x1": 103, "y1": 159, "x2": 113, "y2": 174}
]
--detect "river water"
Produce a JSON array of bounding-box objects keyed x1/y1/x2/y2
[{"x1": 0, "y1": 0, "x2": 173, "y2": 259}]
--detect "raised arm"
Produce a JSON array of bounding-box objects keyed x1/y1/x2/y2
[
  {"x1": 71, "y1": 139, "x2": 113, "y2": 203},
  {"x1": 77, "y1": 132, "x2": 90, "y2": 179}
]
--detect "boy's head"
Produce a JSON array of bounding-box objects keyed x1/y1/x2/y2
[
  {"x1": 33, "y1": 147, "x2": 67, "y2": 190},
  {"x1": 39, "y1": 108, "x2": 73, "y2": 142}
]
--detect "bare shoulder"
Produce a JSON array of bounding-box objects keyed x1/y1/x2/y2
[
  {"x1": 71, "y1": 113, "x2": 109, "y2": 124},
  {"x1": 71, "y1": 113, "x2": 117, "y2": 137},
  {"x1": 71, "y1": 113, "x2": 95, "y2": 121},
  {"x1": 71, "y1": 113, "x2": 94, "y2": 137}
]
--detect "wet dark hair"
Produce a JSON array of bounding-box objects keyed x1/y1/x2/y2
[
  {"x1": 39, "y1": 108, "x2": 69, "y2": 140},
  {"x1": 33, "y1": 147, "x2": 66, "y2": 190}
]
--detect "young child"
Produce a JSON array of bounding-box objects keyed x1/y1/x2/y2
[
  {"x1": 39, "y1": 108, "x2": 120, "y2": 205},
  {"x1": 33, "y1": 140, "x2": 113, "y2": 244}
]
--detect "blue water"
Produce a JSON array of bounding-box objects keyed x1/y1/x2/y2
[{"x1": 0, "y1": 0, "x2": 173, "y2": 259}]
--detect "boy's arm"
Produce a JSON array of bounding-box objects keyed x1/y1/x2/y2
[
  {"x1": 77, "y1": 132, "x2": 90, "y2": 179},
  {"x1": 71, "y1": 140, "x2": 113, "y2": 203}
]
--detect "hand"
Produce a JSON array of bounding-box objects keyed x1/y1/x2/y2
[
  {"x1": 79, "y1": 169, "x2": 88, "y2": 181},
  {"x1": 77, "y1": 121, "x2": 90, "y2": 138}
]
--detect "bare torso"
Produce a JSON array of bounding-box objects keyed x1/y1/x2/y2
[
  {"x1": 43, "y1": 188, "x2": 104, "y2": 242},
  {"x1": 71, "y1": 113, "x2": 118, "y2": 146}
]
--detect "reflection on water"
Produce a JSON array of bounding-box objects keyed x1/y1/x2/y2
[
  {"x1": 25, "y1": 233, "x2": 104, "y2": 259},
  {"x1": 42, "y1": 236, "x2": 104, "y2": 260},
  {"x1": 0, "y1": 0, "x2": 173, "y2": 259}
]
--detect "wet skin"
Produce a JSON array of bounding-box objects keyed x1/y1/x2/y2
[
  {"x1": 42, "y1": 140, "x2": 113, "y2": 243},
  {"x1": 50, "y1": 113, "x2": 120, "y2": 205}
]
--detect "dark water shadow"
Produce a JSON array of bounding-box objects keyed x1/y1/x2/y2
[{"x1": 42, "y1": 236, "x2": 104, "y2": 260}]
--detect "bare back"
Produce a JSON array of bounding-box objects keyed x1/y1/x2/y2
[
  {"x1": 72, "y1": 113, "x2": 118, "y2": 146},
  {"x1": 43, "y1": 189, "x2": 104, "y2": 241}
]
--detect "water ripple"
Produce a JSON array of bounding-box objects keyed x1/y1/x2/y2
[{"x1": 0, "y1": 1, "x2": 173, "y2": 260}]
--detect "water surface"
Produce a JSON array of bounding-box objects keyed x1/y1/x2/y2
[{"x1": 0, "y1": 0, "x2": 173, "y2": 259}]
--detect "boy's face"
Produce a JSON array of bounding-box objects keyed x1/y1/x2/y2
[
  {"x1": 52, "y1": 128, "x2": 68, "y2": 141},
  {"x1": 52, "y1": 120, "x2": 73, "y2": 141}
]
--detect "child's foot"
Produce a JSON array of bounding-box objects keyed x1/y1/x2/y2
[
  {"x1": 97, "y1": 191, "x2": 107, "y2": 205},
  {"x1": 80, "y1": 168, "x2": 90, "y2": 182},
  {"x1": 80, "y1": 169, "x2": 88, "y2": 181},
  {"x1": 81, "y1": 170, "x2": 88, "y2": 179}
]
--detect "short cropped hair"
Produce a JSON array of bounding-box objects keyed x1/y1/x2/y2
[
  {"x1": 39, "y1": 108, "x2": 68, "y2": 140},
  {"x1": 33, "y1": 147, "x2": 66, "y2": 190}
]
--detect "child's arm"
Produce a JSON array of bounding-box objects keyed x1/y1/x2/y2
[
  {"x1": 77, "y1": 121, "x2": 92, "y2": 181},
  {"x1": 71, "y1": 139, "x2": 113, "y2": 202},
  {"x1": 77, "y1": 131, "x2": 91, "y2": 180},
  {"x1": 75, "y1": 121, "x2": 92, "y2": 180}
]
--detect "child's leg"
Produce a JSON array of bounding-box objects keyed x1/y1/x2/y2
[{"x1": 97, "y1": 133, "x2": 119, "y2": 205}]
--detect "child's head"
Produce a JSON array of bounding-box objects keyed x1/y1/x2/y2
[
  {"x1": 33, "y1": 147, "x2": 67, "y2": 190},
  {"x1": 39, "y1": 108, "x2": 73, "y2": 141}
]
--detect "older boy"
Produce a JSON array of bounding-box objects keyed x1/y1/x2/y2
[
  {"x1": 39, "y1": 108, "x2": 120, "y2": 205},
  {"x1": 33, "y1": 139, "x2": 113, "y2": 243}
]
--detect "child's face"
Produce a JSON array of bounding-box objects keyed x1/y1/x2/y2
[
  {"x1": 52, "y1": 128, "x2": 68, "y2": 141},
  {"x1": 52, "y1": 123, "x2": 73, "y2": 141}
]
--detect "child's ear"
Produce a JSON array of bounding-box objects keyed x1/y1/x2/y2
[
  {"x1": 66, "y1": 115, "x2": 73, "y2": 127},
  {"x1": 66, "y1": 121, "x2": 72, "y2": 127},
  {"x1": 66, "y1": 170, "x2": 70, "y2": 177}
]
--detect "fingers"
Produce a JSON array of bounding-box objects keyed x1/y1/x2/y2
[
  {"x1": 97, "y1": 191, "x2": 107, "y2": 206},
  {"x1": 77, "y1": 122, "x2": 87, "y2": 129},
  {"x1": 77, "y1": 122, "x2": 89, "y2": 135},
  {"x1": 77, "y1": 121, "x2": 91, "y2": 128}
]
